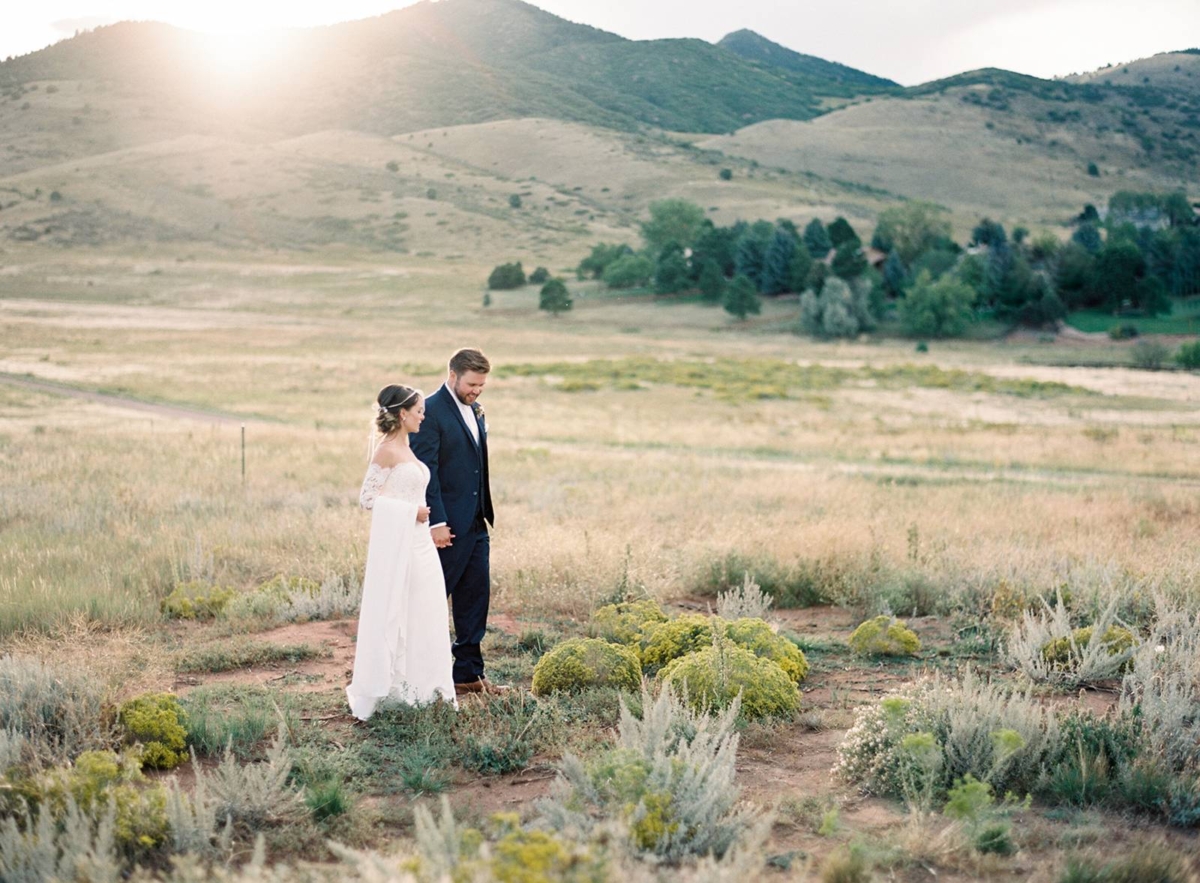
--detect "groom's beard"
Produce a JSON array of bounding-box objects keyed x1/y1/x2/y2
[{"x1": 451, "y1": 382, "x2": 480, "y2": 406}]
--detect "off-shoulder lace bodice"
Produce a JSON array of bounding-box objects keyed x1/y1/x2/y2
[{"x1": 359, "y1": 460, "x2": 430, "y2": 509}]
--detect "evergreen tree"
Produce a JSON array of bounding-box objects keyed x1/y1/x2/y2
[
  {"x1": 761, "y1": 229, "x2": 797, "y2": 295},
  {"x1": 803, "y1": 218, "x2": 832, "y2": 259},
  {"x1": 697, "y1": 259, "x2": 726, "y2": 303},
  {"x1": 808, "y1": 261, "x2": 829, "y2": 295},
  {"x1": 826, "y1": 216, "x2": 859, "y2": 248},
  {"x1": 971, "y1": 218, "x2": 1007, "y2": 248},
  {"x1": 882, "y1": 249, "x2": 908, "y2": 297},
  {"x1": 723, "y1": 274, "x2": 761, "y2": 320},
  {"x1": 1095, "y1": 241, "x2": 1146, "y2": 312},
  {"x1": 1072, "y1": 222, "x2": 1103, "y2": 254},
  {"x1": 788, "y1": 240, "x2": 814, "y2": 294},
  {"x1": 734, "y1": 221, "x2": 774, "y2": 291},
  {"x1": 692, "y1": 223, "x2": 738, "y2": 279},
  {"x1": 831, "y1": 241, "x2": 868, "y2": 280},
  {"x1": 539, "y1": 278, "x2": 572, "y2": 316}
]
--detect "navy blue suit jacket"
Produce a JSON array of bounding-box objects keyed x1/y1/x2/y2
[{"x1": 411, "y1": 385, "x2": 494, "y2": 550}]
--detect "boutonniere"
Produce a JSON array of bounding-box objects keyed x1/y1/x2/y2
[{"x1": 472, "y1": 402, "x2": 486, "y2": 431}]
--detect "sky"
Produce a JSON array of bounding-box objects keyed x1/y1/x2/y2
[{"x1": 3, "y1": 0, "x2": 1199, "y2": 86}]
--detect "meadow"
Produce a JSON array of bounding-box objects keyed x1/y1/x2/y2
[{"x1": 2, "y1": 248, "x2": 1200, "y2": 881}]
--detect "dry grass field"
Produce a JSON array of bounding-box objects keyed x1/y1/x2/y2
[{"x1": 3, "y1": 246, "x2": 1200, "y2": 880}]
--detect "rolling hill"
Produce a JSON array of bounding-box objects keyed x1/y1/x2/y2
[{"x1": 0, "y1": 0, "x2": 1195, "y2": 256}]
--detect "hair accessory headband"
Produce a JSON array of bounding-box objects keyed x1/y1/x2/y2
[{"x1": 377, "y1": 389, "x2": 420, "y2": 413}]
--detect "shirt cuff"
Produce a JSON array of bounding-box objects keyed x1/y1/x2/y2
[{"x1": 430, "y1": 522, "x2": 447, "y2": 529}]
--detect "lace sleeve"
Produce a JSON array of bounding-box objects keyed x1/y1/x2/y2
[{"x1": 359, "y1": 464, "x2": 391, "y2": 510}]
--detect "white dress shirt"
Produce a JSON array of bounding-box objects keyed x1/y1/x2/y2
[{"x1": 449, "y1": 383, "x2": 480, "y2": 446}]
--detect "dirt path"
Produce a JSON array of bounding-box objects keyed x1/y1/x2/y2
[{"x1": 0, "y1": 372, "x2": 263, "y2": 425}]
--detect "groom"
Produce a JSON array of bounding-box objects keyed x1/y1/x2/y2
[{"x1": 411, "y1": 347, "x2": 505, "y2": 695}]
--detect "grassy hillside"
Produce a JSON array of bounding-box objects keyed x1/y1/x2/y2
[
  {"x1": 701, "y1": 73, "x2": 1198, "y2": 233},
  {"x1": 0, "y1": 0, "x2": 882, "y2": 138},
  {"x1": 718, "y1": 29, "x2": 898, "y2": 91},
  {"x1": 1069, "y1": 50, "x2": 1200, "y2": 91}
]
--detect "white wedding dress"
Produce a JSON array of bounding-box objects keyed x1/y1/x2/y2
[{"x1": 346, "y1": 460, "x2": 456, "y2": 720}]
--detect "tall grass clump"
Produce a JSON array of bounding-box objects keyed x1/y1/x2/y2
[
  {"x1": 539, "y1": 687, "x2": 758, "y2": 863},
  {"x1": 0, "y1": 654, "x2": 111, "y2": 764}
]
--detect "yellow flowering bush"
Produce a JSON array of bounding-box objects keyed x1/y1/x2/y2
[
  {"x1": 848, "y1": 615, "x2": 921, "y2": 657},
  {"x1": 589, "y1": 599, "x2": 667, "y2": 646},
  {"x1": 117, "y1": 692, "x2": 188, "y2": 770},
  {"x1": 531, "y1": 638, "x2": 641, "y2": 696}
]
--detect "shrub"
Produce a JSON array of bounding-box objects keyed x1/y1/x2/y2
[
  {"x1": 659, "y1": 640, "x2": 800, "y2": 719},
  {"x1": 529, "y1": 266, "x2": 550, "y2": 284},
  {"x1": 160, "y1": 581, "x2": 234, "y2": 620},
  {"x1": 899, "y1": 270, "x2": 976, "y2": 338},
  {"x1": 1108, "y1": 323, "x2": 1139, "y2": 340},
  {"x1": 640, "y1": 614, "x2": 715, "y2": 672},
  {"x1": 1042, "y1": 626, "x2": 1134, "y2": 670},
  {"x1": 847, "y1": 615, "x2": 921, "y2": 657},
  {"x1": 723, "y1": 274, "x2": 761, "y2": 320},
  {"x1": 798, "y1": 277, "x2": 874, "y2": 338},
  {"x1": 539, "y1": 278, "x2": 573, "y2": 316},
  {"x1": 716, "y1": 573, "x2": 775, "y2": 622},
  {"x1": 200, "y1": 733, "x2": 304, "y2": 830},
  {"x1": 117, "y1": 693, "x2": 188, "y2": 770},
  {"x1": 539, "y1": 688, "x2": 757, "y2": 862},
  {"x1": 1131, "y1": 339, "x2": 1170, "y2": 370},
  {"x1": 34, "y1": 750, "x2": 169, "y2": 856},
  {"x1": 224, "y1": 574, "x2": 358, "y2": 623},
  {"x1": 1176, "y1": 340, "x2": 1200, "y2": 370},
  {"x1": 602, "y1": 254, "x2": 654, "y2": 289},
  {"x1": 722, "y1": 618, "x2": 809, "y2": 685},
  {"x1": 531, "y1": 638, "x2": 641, "y2": 696},
  {"x1": 835, "y1": 671, "x2": 1059, "y2": 800},
  {"x1": 487, "y1": 262, "x2": 526, "y2": 290},
  {"x1": 1004, "y1": 594, "x2": 1136, "y2": 687},
  {"x1": 589, "y1": 599, "x2": 667, "y2": 645},
  {"x1": 0, "y1": 654, "x2": 110, "y2": 764},
  {"x1": 0, "y1": 798, "x2": 120, "y2": 883},
  {"x1": 1059, "y1": 845, "x2": 1195, "y2": 883}
]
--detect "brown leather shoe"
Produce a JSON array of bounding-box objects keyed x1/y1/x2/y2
[{"x1": 454, "y1": 677, "x2": 511, "y2": 696}]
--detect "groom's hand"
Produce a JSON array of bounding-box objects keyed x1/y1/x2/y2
[{"x1": 431, "y1": 525, "x2": 454, "y2": 548}]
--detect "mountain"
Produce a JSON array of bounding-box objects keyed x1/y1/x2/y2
[
  {"x1": 717, "y1": 29, "x2": 897, "y2": 91},
  {"x1": 0, "y1": 0, "x2": 885, "y2": 137}
]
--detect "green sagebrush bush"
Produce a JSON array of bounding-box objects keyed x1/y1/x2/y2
[
  {"x1": 117, "y1": 693, "x2": 188, "y2": 770},
  {"x1": 588, "y1": 599, "x2": 667, "y2": 645},
  {"x1": 224, "y1": 574, "x2": 358, "y2": 623},
  {"x1": 1005, "y1": 594, "x2": 1136, "y2": 687},
  {"x1": 1042, "y1": 626, "x2": 1135, "y2": 670},
  {"x1": 835, "y1": 670, "x2": 1058, "y2": 801},
  {"x1": 847, "y1": 615, "x2": 921, "y2": 657},
  {"x1": 0, "y1": 654, "x2": 111, "y2": 764},
  {"x1": 539, "y1": 688, "x2": 758, "y2": 863},
  {"x1": 659, "y1": 641, "x2": 800, "y2": 720},
  {"x1": 0, "y1": 797, "x2": 121, "y2": 883},
  {"x1": 531, "y1": 638, "x2": 641, "y2": 696},
  {"x1": 32, "y1": 750, "x2": 168, "y2": 856},
  {"x1": 159, "y1": 581, "x2": 235, "y2": 620},
  {"x1": 1176, "y1": 340, "x2": 1200, "y2": 370}
]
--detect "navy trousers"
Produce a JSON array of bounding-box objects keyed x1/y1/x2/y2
[{"x1": 441, "y1": 518, "x2": 490, "y2": 684}]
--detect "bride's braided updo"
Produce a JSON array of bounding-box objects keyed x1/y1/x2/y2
[{"x1": 375, "y1": 384, "x2": 421, "y2": 435}]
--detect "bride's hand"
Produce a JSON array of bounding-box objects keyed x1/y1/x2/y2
[{"x1": 417, "y1": 507, "x2": 430, "y2": 523}]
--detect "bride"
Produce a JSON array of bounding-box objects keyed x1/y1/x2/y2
[{"x1": 346, "y1": 384, "x2": 457, "y2": 720}]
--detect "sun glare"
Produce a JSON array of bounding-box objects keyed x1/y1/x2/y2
[{"x1": 197, "y1": 30, "x2": 286, "y2": 82}]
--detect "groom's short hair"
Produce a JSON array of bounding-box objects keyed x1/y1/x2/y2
[{"x1": 449, "y1": 348, "x2": 491, "y2": 376}]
